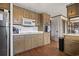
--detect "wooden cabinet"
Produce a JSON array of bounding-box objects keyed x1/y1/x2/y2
[
  {"x1": 0, "y1": 3, "x2": 10, "y2": 10},
  {"x1": 32, "y1": 35, "x2": 39, "y2": 48},
  {"x1": 13, "y1": 34, "x2": 43, "y2": 54},
  {"x1": 13, "y1": 5, "x2": 19, "y2": 24},
  {"x1": 13, "y1": 5, "x2": 40, "y2": 26},
  {"x1": 64, "y1": 35, "x2": 79, "y2": 55},
  {"x1": 28, "y1": 11, "x2": 31, "y2": 19},
  {"x1": 39, "y1": 13, "x2": 50, "y2": 31},
  {"x1": 37, "y1": 34, "x2": 44, "y2": 46},
  {"x1": 32, "y1": 34, "x2": 43, "y2": 48},
  {"x1": 13, "y1": 5, "x2": 18, "y2": 20},
  {"x1": 18, "y1": 7, "x2": 24, "y2": 20},
  {"x1": 44, "y1": 32, "x2": 50, "y2": 45},
  {"x1": 23, "y1": 9, "x2": 28, "y2": 18},
  {"x1": 24, "y1": 35, "x2": 32, "y2": 51},
  {"x1": 13, "y1": 35, "x2": 25, "y2": 54},
  {"x1": 43, "y1": 13, "x2": 50, "y2": 25},
  {"x1": 35, "y1": 14, "x2": 40, "y2": 26},
  {"x1": 67, "y1": 3, "x2": 79, "y2": 18},
  {"x1": 13, "y1": 5, "x2": 24, "y2": 24},
  {"x1": 40, "y1": 13, "x2": 50, "y2": 25}
]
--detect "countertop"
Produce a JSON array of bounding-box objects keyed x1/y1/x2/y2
[
  {"x1": 64, "y1": 34, "x2": 79, "y2": 36},
  {"x1": 13, "y1": 31, "x2": 43, "y2": 36}
]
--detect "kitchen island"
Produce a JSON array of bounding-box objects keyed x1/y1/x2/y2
[{"x1": 64, "y1": 34, "x2": 79, "y2": 55}]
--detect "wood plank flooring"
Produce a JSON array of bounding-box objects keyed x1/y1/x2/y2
[{"x1": 16, "y1": 40, "x2": 67, "y2": 56}]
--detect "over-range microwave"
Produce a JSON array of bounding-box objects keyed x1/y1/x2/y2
[{"x1": 22, "y1": 18, "x2": 35, "y2": 26}]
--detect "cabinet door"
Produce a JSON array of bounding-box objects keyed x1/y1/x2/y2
[
  {"x1": 35, "y1": 14, "x2": 40, "y2": 26},
  {"x1": 13, "y1": 5, "x2": 23, "y2": 24},
  {"x1": 0, "y1": 3, "x2": 9, "y2": 10},
  {"x1": 44, "y1": 33, "x2": 50, "y2": 45},
  {"x1": 28, "y1": 11, "x2": 31, "y2": 19},
  {"x1": 32, "y1": 34, "x2": 43, "y2": 48},
  {"x1": 13, "y1": 5, "x2": 19, "y2": 24},
  {"x1": 18, "y1": 7, "x2": 23, "y2": 23},
  {"x1": 67, "y1": 4, "x2": 77, "y2": 18},
  {"x1": 24, "y1": 35, "x2": 32, "y2": 51},
  {"x1": 31, "y1": 35, "x2": 39, "y2": 48},
  {"x1": 37, "y1": 14, "x2": 40, "y2": 26},
  {"x1": 13, "y1": 5, "x2": 18, "y2": 20},
  {"x1": 23, "y1": 9, "x2": 27, "y2": 18},
  {"x1": 64, "y1": 36, "x2": 79, "y2": 55},
  {"x1": 44, "y1": 14, "x2": 50, "y2": 25},
  {"x1": 32, "y1": 12, "x2": 35, "y2": 20},
  {"x1": 29, "y1": 11, "x2": 32, "y2": 19},
  {"x1": 13, "y1": 35, "x2": 19, "y2": 54},
  {"x1": 13, "y1": 35, "x2": 25, "y2": 54},
  {"x1": 37, "y1": 34, "x2": 44, "y2": 46}
]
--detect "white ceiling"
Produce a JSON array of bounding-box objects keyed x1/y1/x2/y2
[{"x1": 14, "y1": 3, "x2": 68, "y2": 17}]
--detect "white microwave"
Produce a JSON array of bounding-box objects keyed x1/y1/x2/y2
[{"x1": 22, "y1": 18, "x2": 35, "y2": 26}]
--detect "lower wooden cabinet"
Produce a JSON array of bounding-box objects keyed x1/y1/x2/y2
[
  {"x1": 24, "y1": 35, "x2": 32, "y2": 51},
  {"x1": 44, "y1": 32, "x2": 50, "y2": 45},
  {"x1": 32, "y1": 35, "x2": 39, "y2": 48},
  {"x1": 37, "y1": 34, "x2": 44, "y2": 46},
  {"x1": 32, "y1": 34, "x2": 43, "y2": 48},
  {"x1": 64, "y1": 35, "x2": 79, "y2": 55},
  {"x1": 13, "y1": 35, "x2": 25, "y2": 54},
  {"x1": 13, "y1": 34, "x2": 44, "y2": 54}
]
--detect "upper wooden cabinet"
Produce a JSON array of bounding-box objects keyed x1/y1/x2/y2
[
  {"x1": 13, "y1": 5, "x2": 40, "y2": 26},
  {"x1": 13, "y1": 34, "x2": 44, "y2": 55},
  {"x1": 67, "y1": 3, "x2": 79, "y2": 18},
  {"x1": 0, "y1": 3, "x2": 10, "y2": 10},
  {"x1": 13, "y1": 5, "x2": 22, "y2": 24},
  {"x1": 39, "y1": 13, "x2": 50, "y2": 31},
  {"x1": 40, "y1": 13, "x2": 50, "y2": 25}
]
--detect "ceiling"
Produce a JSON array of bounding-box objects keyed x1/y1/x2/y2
[{"x1": 14, "y1": 3, "x2": 68, "y2": 17}]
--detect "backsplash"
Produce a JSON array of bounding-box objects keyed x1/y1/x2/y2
[{"x1": 13, "y1": 25, "x2": 38, "y2": 33}]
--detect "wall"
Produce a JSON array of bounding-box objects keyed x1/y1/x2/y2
[
  {"x1": 51, "y1": 15, "x2": 67, "y2": 41},
  {"x1": 51, "y1": 16, "x2": 60, "y2": 41},
  {"x1": 13, "y1": 25, "x2": 38, "y2": 33}
]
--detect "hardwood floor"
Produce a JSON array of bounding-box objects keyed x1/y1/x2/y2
[{"x1": 16, "y1": 40, "x2": 67, "y2": 56}]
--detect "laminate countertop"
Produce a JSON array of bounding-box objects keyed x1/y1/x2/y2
[
  {"x1": 64, "y1": 34, "x2": 79, "y2": 36},
  {"x1": 13, "y1": 31, "x2": 43, "y2": 36}
]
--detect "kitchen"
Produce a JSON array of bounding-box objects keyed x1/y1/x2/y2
[
  {"x1": 13, "y1": 3, "x2": 79, "y2": 56},
  {"x1": 13, "y1": 3, "x2": 50, "y2": 55},
  {"x1": 0, "y1": 3, "x2": 79, "y2": 56}
]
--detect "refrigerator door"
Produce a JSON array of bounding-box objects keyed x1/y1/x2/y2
[
  {"x1": 0, "y1": 10, "x2": 9, "y2": 56},
  {"x1": 0, "y1": 27, "x2": 7, "y2": 56}
]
